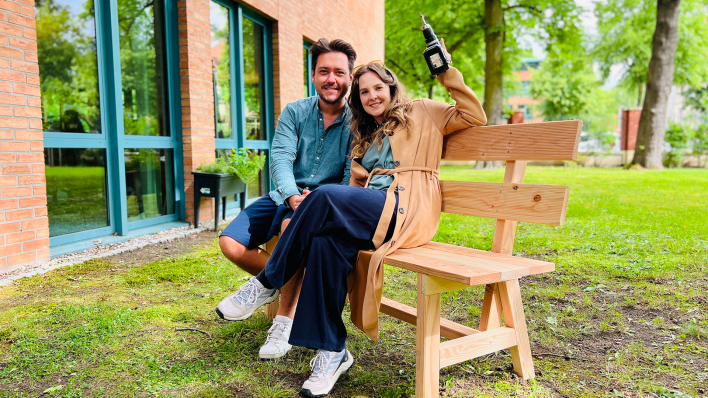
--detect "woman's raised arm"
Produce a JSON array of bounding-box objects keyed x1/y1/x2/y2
[{"x1": 422, "y1": 67, "x2": 487, "y2": 135}]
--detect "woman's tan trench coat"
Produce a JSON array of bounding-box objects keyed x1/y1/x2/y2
[{"x1": 347, "y1": 67, "x2": 487, "y2": 342}]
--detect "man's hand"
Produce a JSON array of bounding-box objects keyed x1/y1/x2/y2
[{"x1": 287, "y1": 189, "x2": 311, "y2": 211}]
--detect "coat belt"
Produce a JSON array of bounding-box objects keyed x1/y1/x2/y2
[{"x1": 363, "y1": 166, "x2": 438, "y2": 248}]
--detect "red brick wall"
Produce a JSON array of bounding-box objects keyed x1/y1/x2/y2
[
  {"x1": 0, "y1": 0, "x2": 48, "y2": 271},
  {"x1": 621, "y1": 108, "x2": 641, "y2": 150}
]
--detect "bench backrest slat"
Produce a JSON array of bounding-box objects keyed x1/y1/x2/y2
[
  {"x1": 440, "y1": 181, "x2": 570, "y2": 225},
  {"x1": 442, "y1": 120, "x2": 582, "y2": 161}
]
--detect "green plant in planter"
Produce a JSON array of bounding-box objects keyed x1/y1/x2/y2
[
  {"x1": 197, "y1": 148, "x2": 266, "y2": 184},
  {"x1": 197, "y1": 156, "x2": 230, "y2": 173}
]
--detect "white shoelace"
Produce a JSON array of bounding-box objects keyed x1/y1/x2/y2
[
  {"x1": 264, "y1": 321, "x2": 289, "y2": 344},
  {"x1": 309, "y1": 350, "x2": 336, "y2": 380},
  {"x1": 233, "y1": 280, "x2": 260, "y2": 305}
]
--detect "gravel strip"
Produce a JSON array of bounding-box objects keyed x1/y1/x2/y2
[{"x1": 0, "y1": 217, "x2": 233, "y2": 288}]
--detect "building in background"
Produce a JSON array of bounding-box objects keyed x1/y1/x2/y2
[
  {"x1": 507, "y1": 58, "x2": 544, "y2": 123},
  {"x1": 0, "y1": 0, "x2": 384, "y2": 271}
]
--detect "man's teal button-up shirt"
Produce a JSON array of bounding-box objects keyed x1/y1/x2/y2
[{"x1": 268, "y1": 96, "x2": 352, "y2": 207}]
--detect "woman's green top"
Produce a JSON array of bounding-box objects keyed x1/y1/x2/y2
[{"x1": 361, "y1": 134, "x2": 395, "y2": 191}]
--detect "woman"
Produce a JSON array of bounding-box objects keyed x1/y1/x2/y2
[{"x1": 219, "y1": 45, "x2": 486, "y2": 397}]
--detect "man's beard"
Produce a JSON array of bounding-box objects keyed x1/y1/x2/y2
[{"x1": 319, "y1": 84, "x2": 348, "y2": 105}]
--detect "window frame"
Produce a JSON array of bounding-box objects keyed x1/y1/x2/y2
[
  {"x1": 43, "y1": 0, "x2": 185, "y2": 248},
  {"x1": 303, "y1": 40, "x2": 315, "y2": 97},
  {"x1": 212, "y1": 0, "x2": 274, "y2": 210}
]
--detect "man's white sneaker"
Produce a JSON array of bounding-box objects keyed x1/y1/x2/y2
[
  {"x1": 301, "y1": 349, "x2": 354, "y2": 397},
  {"x1": 215, "y1": 277, "x2": 278, "y2": 321},
  {"x1": 258, "y1": 315, "x2": 293, "y2": 359}
]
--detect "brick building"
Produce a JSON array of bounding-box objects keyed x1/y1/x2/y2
[
  {"x1": 507, "y1": 58, "x2": 543, "y2": 123},
  {"x1": 0, "y1": 0, "x2": 384, "y2": 272}
]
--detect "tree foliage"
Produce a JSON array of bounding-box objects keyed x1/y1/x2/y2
[
  {"x1": 384, "y1": 0, "x2": 486, "y2": 100},
  {"x1": 593, "y1": 0, "x2": 708, "y2": 106},
  {"x1": 529, "y1": 49, "x2": 596, "y2": 121},
  {"x1": 385, "y1": 0, "x2": 583, "y2": 118}
]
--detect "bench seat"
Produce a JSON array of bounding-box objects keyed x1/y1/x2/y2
[{"x1": 378, "y1": 241, "x2": 554, "y2": 286}]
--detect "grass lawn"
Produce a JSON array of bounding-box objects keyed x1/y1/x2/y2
[{"x1": 1, "y1": 166, "x2": 707, "y2": 397}]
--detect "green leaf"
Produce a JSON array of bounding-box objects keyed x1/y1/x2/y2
[{"x1": 43, "y1": 385, "x2": 64, "y2": 394}]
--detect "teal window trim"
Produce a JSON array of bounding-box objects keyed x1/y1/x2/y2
[
  {"x1": 165, "y1": 0, "x2": 186, "y2": 222},
  {"x1": 46, "y1": 0, "x2": 183, "y2": 250},
  {"x1": 213, "y1": 1, "x2": 274, "y2": 209},
  {"x1": 304, "y1": 40, "x2": 315, "y2": 97}
]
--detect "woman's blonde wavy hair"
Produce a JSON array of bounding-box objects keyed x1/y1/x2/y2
[{"x1": 348, "y1": 63, "x2": 413, "y2": 159}]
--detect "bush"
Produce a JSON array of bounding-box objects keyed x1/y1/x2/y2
[
  {"x1": 663, "y1": 121, "x2": 693, "y2": 168},
  {"x1": 197, "y1": 148, "x2": 266, "y2": 183},
  {"x1": 694, "y1": 123, "x2": 708, "y2": 167}
]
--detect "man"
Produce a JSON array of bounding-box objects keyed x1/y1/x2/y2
[{"x1": 216, "y1": 38, "x2": 356, "y2": 361}]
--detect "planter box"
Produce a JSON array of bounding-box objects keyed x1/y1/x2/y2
[{"x1": 191, "y1": 172, "x2": 247, "y2": 231}]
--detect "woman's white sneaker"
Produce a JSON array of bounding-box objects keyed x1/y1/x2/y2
[
  {"x1": 301, "y1": 349, "x2": 354, "y2": 397},
  {"x1": 215, "y1": 277, "x2": 278, "y2": 321},
  {"x1": 259, "y1": 315, "x2": 293, "y2": 359}
]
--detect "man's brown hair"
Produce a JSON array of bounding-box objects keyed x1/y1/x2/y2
[{"x1": 309, "y1": 38, "x2": 357, "y2": 73}]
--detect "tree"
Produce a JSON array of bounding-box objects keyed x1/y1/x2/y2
[
  {"x1": 685, "y1": 85, "x2": 708, "y2": 115},
  {"x1": 529, "y1": 49, "x2": 596, "y2": 121},
  {"x1": 633, "y1": 0, "x2": 681, "y2": 169},
  {"x1": 593, "y1": 0, "x2": 708, "y2": 108},
  {"x1": 593, "y1": 0, "x2": 708, "y2": 168},
  {"x1": 386, "y1": 0, "x2": 582, "y2": 169}
]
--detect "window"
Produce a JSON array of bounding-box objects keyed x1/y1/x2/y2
[
  {"x1": 211, "y1": 1, "x2": 273, "y2": 209},
  {"x1": 211, "y1": 2, "x2": 232, "y2": 139},
  {"x1": 303, "y1": 41, "x2": 315, "y2": 97},
  {"x1": 37, "y1": 0, "x2": 101, "y2": 134},
  {"x1": 39, "y1": 0, "x2": 182, "y2": 247}
]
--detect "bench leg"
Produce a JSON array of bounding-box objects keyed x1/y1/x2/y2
[
  {"x1": 498, "y1": 279, "x2": 535, "y2": 380},
  {"x1": 479, "y1": 283, "x2": 502, "y2": 331},
  {"x1": 262, "y1": 235, "x2": 280, "y2": 320},
  {"x1": 416, "y1": 274, "x2": 440, "y2": 398},
  {"x1": 263, "y1": 296, "x2": 280, "y2": 320}
]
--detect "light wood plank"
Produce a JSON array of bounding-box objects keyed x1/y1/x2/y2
[
  {"x1": 441, "y1": 181, "x2": 569, "y2": 225},
  {"x1": 421, "y1": 241, "x2": 555, "y2": 274},
  {"x1": 498, "y1": 279, "x2": 535, "y2": 380},
  {"x1": 421, "y1": 274, "x2": 475, "y2": 296},
  {"x1": 263, "y1": 235, "x2": 280, "y2": 320},
  {"x1": 264, "y1": 235, "x2": 279, "y2": 254},
  {"x1": 408, "y1": 247, "x2": 531, "y2": 281},
  {"x1": 492, "y1": 161, "x2": 527, "y2": 254},
  {"x1": 479, "y1": 284, "x2": 502, "y2": 331},
  {"x1": 384, "y1": 251, "x2": 501, "y2": 285},
  {"x1": 380, "y1": 297, "x2": 479, "y2": 339},
  {"x1": 439, "y1": 327, "x2": 517, "y2": 369},
  {"x1": 416, "y1": 274, "x2": 440, "y2": 398},
  {"x1": 263, "y1": 296, "x2": 280, "y2": 319},
  {"x1": 441, "y1": 120, "x2": 582, "y2": 161}
]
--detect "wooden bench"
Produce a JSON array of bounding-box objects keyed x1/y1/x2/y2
[{"x1": 263, "y1": 120, "x2": 582, "y2": 397}]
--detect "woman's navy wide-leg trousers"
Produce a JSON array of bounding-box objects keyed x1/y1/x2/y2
[{"x1": 262, "y1": 184, "x2": 395, "y2": 351}]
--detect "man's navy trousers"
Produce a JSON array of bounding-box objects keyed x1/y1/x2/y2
[{"x1": 262, "y1": 185, "x2": 396, "y2": 351}]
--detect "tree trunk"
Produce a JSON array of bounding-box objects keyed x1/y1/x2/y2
[
  {"x1": 631, "y1": 0, "x2": 681, "y2": 169},
  {"x1": 428, "y1": 83, "x2": 435, "y2": 100},
  {"x1": 478, "y1": 0, "x2": 504, "y2": 170}
]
